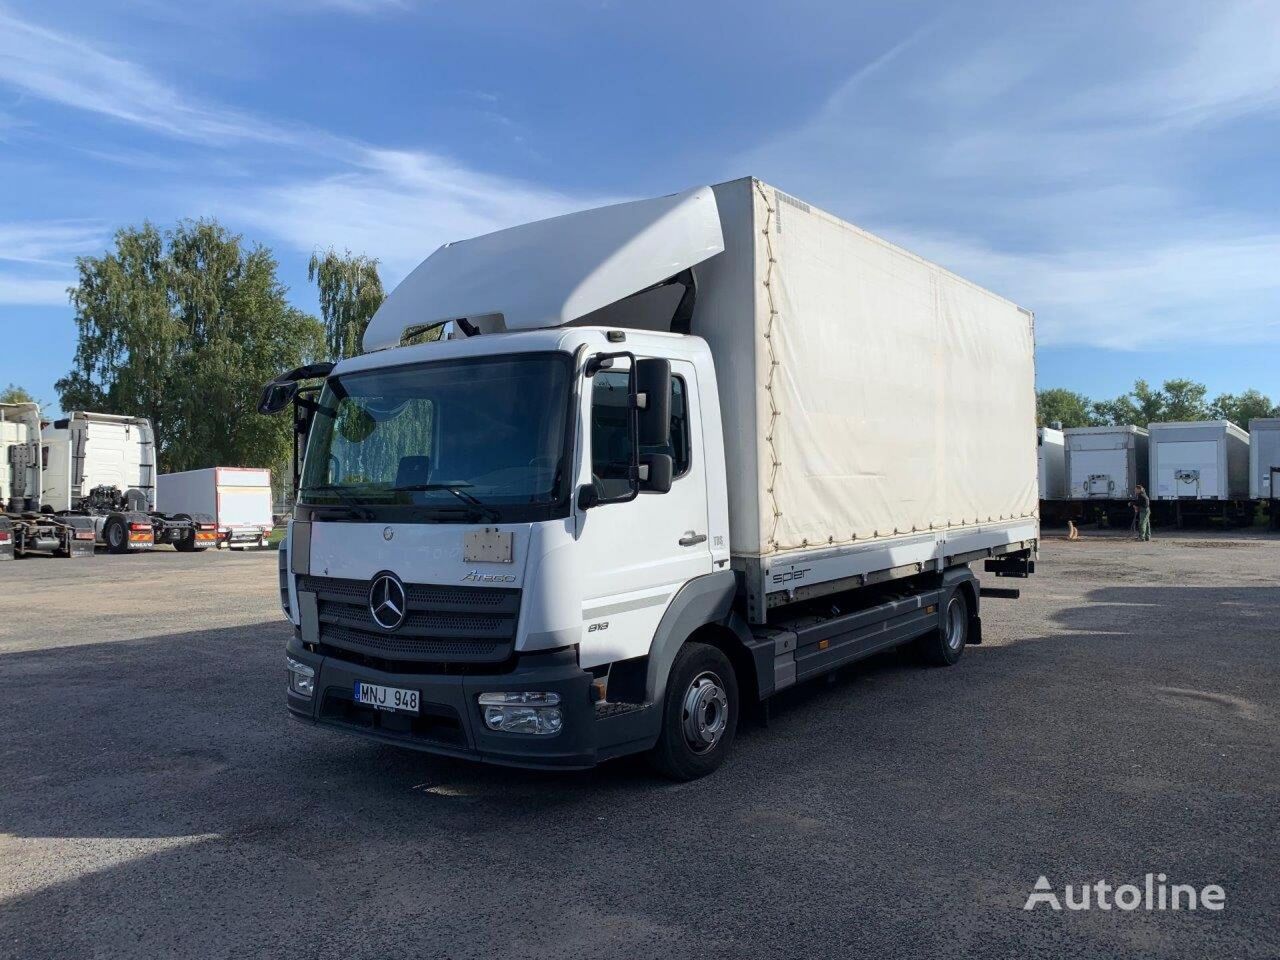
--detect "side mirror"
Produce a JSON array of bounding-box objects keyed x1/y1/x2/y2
[
  {"x1": 634, "y1": 358, "x2": 671, "y2": 447},
  {"x1": 577, "y1": 484, "x2": 600, "y2": 511},
  {"x1": 640, "y1": 453, "x2": 673, "y2": 494},
  {"x1": 258, "y1": 380, "x2": 298, "y2": 415}
]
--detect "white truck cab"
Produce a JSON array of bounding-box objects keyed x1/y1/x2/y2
[{"x1": 270, "y1": 179, "x2": 1039, "y2": 778}]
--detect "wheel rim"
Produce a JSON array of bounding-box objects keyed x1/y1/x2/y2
[
  {"x1": 946, "y1": 598, "x2": 966, "y2": 651},
  {"x1": 681, "y1": 670, "x2": 729, "y2": 755},
  {"x1": 109, "y1": 524, "x2": 122, "y2": 547}
]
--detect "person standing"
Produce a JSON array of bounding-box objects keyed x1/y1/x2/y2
[{"x1": 1134, "y1": 484, "x2": 1152, "y2": 542}]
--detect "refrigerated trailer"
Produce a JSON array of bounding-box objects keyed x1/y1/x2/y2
[
  {"x1": 1, "y1": 402, "x2": 95, "y2": 559},
  {"x1": 1059, "y1": 425, "x2": 1149, "y2": 526},
  {"x1": 1148, "y1": 420, "x2": 1252, "y2": 527},
  {"x1": 1251, "y1": 418, "x2": 1280, "y2": 529},
  {"x1": 41, "y1": 412, "x2": 219, "y2": 553},
  {"x1": 262, "y1": 178, "x2": 1039, "y2": 779},
  {"x1": 158, "y1": 467, "x2": 274, "y2": 548}
]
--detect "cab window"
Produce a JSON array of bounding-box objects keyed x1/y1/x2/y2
[{"x1": 590, "y1": 371, "x2": 691, "y2": 498}]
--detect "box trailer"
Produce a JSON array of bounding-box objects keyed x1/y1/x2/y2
[
  {"x1": 41, "y1": 412, "x2": 219, "y2": 553},
  {"x1": 1, "y1": 402, "x2": 95, "y2": 560},
  {"x1": 1037, "y1": 426, "x2": 1066, "y2": 500},
  {"x1": 261, "y1": 178, "x2": 1038, "y2": 779},
  {"x1": 157, "y1": 467, "x2": 274, "y2": 548},
  {"x1": 1251, "y1": 418, "x2": 1280, "y2": 529},
  {"x1": 1147, "y1": 420, "x2": 1252, "y2": 526},
  {"x1": 1062, "y1": 425, "x2": 1148, "y2": 525}
]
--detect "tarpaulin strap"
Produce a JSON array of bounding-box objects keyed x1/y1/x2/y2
[{"x1": 754, "y1": 179, "x2": 784, "y2": 551}]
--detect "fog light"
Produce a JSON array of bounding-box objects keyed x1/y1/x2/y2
[
  {"x1": 287, "y1": 657, "x2": 315, "y2": 698},
  {"x1": 478, "y1": 691, "x2": 563, "y2": 735}
]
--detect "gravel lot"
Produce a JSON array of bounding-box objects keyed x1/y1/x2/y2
[{"x1": 2, "y1": 531, "x2": 1277, "y2": 959}]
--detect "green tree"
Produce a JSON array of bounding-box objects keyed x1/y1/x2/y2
[
  {"x1": 1036, "y1": 388, "x2": 1098, "y2": 428},
  {"x1": 0, "y1": 384, "x2": 37, "y2": 404},
  {"x1": 57, "y1": 220, "x2": 324, "y2": 475},
  {"x1": 1211, "y1": 389, "x2": 1275, "y2": 430},
  {"x1": 1160, "y1": 378, "x2": 1210, "y2": 422},
  {"x1": 308, "y1": 249, "x2": 385, "y2": 360}
]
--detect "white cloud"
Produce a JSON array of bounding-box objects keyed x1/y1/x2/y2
[
  {"x1": 739, "y1": 0, "x2": 1280, "y2": 350},
  {"x1": 0, "y1": 273, "x2": 73, "y2": 306},
  {"x1": 229, "y1": 148, "x2": 621, "y2": 283},
  {"x1": 0, "y1": 220, "x2": 106, "y2": 265},
  {"x1": 0, "y1": 8, "x2": 297, "y2": 145}
]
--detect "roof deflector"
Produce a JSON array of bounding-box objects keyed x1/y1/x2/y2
[{"x1": 361, "y1": 184, "x2": 725, "y2": 352}]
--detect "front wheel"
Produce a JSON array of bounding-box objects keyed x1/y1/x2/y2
[
  {"x1": 649, "y1": 642, "x2": 739, "y2": 781},
  {"x1": 916, "y1": 589, "x2": 970, "y2": 666}
]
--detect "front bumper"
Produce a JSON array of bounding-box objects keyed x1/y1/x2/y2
[{"x1": 285, "y1": 635, "x2": 653, "y2": 769}]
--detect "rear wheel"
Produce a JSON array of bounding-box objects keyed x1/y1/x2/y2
[
  {"x1": 649, "y1": 642, "x2": 739, "y2": 781},
  {"x1": 103, "y1": 515, "x2": 129, "y2": 555},
  {"x1": 173, "y1": 514, "x2": 200, "y2": 552},
  {"x1": 916, "y1": 589, "x2": 969, "y2": 666}
]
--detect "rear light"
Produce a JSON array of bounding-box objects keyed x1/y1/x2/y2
[
  {"x1": 0, "y1": 531, "x2": 9, "y2": 542},
  {"x1": 199, "y1": 523, "x2": 217, "y2": 531},
  {"x1": 129, "y1": 522, "x2": 151, "y2": 531},
  {"x1": 74, "y1": 531, "x2": 95, "y2": 541}
]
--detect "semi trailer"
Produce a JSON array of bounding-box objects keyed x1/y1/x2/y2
[
  {"x1": 41, "y1": 412, "x2": 218, "y2": 553},
  {"x1": 1059, "y1": 425, "x2": 1150, "y2": 526},
  {"x1": 1250, "y1": 418, "x2": 1280, "y2": 529},
  {"x1": 262, "y1": 178, "x2": 1039, "y2": 779},
  {"x1": 1148, "y1": 420, "x2": 1252, "y2": 527},
  {"x1": 157, "y1": 467, "x2": 274, "y2": 548},
  {"x1": 1, "y1": 402, "x2": 95, "y2": 560}
]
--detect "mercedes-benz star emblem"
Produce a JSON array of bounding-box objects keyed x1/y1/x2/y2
[
  {"x1": 383, "y1": 526, "x2": 394, "y2": 541},
  {"x1": 368, "y1": 573, "x2": 407, "y2": 631}
]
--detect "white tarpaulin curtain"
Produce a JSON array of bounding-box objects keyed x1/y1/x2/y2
[{"x1": 751, "y1": 183, "x2": 1038, "y2": 555}]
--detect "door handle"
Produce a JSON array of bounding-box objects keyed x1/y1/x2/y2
[{"x1": 679, "y1": 531, "x2": 707, "y2": 546}]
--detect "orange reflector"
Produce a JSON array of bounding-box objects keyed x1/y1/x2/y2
[
  {"x1": 925, "y1": 604, "x2": 936, "y2": 614},
  {"x1": 129, "y1": 532, "x2": 153, "y2": 542},
  {"x1": 817, "y1": 639, "x2": 829, "y2": 650}
]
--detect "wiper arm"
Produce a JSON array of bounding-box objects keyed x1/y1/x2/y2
[
  {"x1": 302, "y1": 483, "x2": 375, "y2": 520},
  {"x1": 391, "y1": 482, "x2": 502, "y2": 522}
]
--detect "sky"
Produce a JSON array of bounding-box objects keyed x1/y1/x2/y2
[{"x1": 1, "y1": 0, "x2": 1277, "y2": 415}]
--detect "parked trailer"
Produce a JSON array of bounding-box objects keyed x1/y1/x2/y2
[
  {"x1": 1, "y1": 402, "x2": 95, "y2": 559},
  {"x1": 158, "y1": 467, "x2": 274, "y2": 548},
  {"x1": 41, "y1": 412, "x2": 219, "y2": 553},
  {"x1": 1061, "y1": 425, "x2": 1149, "y2": 526},
  {"x1": 1250, "y1": 418, "x2": 1280, "y2": 529},
  {"x1": 1148, "y1": 420, "x2": 1252, "y2": 527},
  {"x1": 262, "y1": 178, "x2": 1038, "y2": 779}
]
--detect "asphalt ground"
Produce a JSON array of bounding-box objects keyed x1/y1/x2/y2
[{"x1": 1, "y1": 530, "x2": 1277, "y2": 959}]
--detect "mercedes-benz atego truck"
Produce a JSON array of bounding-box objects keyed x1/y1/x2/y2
[{"x1": 263, "y1": 179, "x2": 1039, "y2": 779}]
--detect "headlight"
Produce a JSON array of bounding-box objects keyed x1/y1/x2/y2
[
  {"x1": 287, "y1": 657, "x2": 315, "y2": 698},
  {"x1": 478, "y1": 691, "x2": 562, "y2": 735}
]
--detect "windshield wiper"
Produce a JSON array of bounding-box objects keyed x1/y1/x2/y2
[
  {"x1": 390, "y1": 482, "x2": 502, "y2": 523},
  {"x1": 301, "y1": 483, "x2": 376, "y2": 520}
]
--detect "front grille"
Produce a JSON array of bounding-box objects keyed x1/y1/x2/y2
[{"x1": 297, "y1": 574, "x2": 520, "y2": 664}]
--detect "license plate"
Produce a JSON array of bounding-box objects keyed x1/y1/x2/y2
[{"x1": 353, "y1": 681, "x2": 419, "y2": 714}]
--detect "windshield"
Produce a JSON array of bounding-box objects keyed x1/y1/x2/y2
[{"x1": 299, "y1": 352, "x2": 573, "y2": 522}]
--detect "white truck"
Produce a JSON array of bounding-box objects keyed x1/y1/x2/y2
[
  {"x1": 41, "y1": 412, "x2": 219, "y2": 553},
  {"x1": 158, "y1": 467, "x2": 274, "y2": 548},
  {"x1": 1037, "y1": 426, "x2": 1066, "y2": 499},
  {"x1": 262, "y1": 179, "x2": 1039, "y2": 778},
  {"x1": 1148, "y1": 420, "x2": 1252, "y2": 527},
  {"x1": 1250, "y1": 418, "x2": 1280, "y2": 529},
  {"x1": 1, "y1": 402, "x2": 96, "y2": 560}
]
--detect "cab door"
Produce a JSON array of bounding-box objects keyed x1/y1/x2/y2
[{"x1": 576, "y1": 358, "x2": 712, "y2": 668}]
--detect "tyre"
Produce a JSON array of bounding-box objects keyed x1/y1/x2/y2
[
  {"x1": 649, "y1": 641, "x2": 739, "y2": 781},
  {"x1": 915, "y1": 589, "x2": 970, "y2": 666},
  {"x1": 103, "y1": 515, "x2": 129, "y2": 555},
  {"x1": 173, "y1": 514, "x2": 199, "y2": 552}
]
